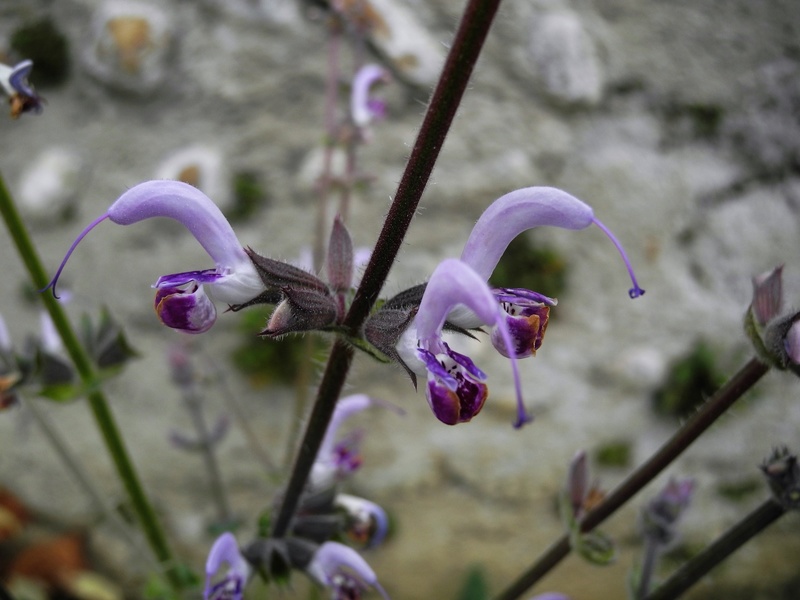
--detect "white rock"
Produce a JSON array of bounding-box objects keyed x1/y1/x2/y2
[
  {"x1": 527, "y1": 7, "x2": 604, "y2": 107},
  {"x1": 81, "y1": 1, "x2": 173, "y2": 95},
  {"x1": 367, "y1": 0, "x2": 445, "y2": 87},
  {"x1": 17, "y1": 147, "x2": 86, "y2": 223},
  {"x1": 154, "y1": 144, "x2": 232, "y2": 211},
  {"x1": 197, "y1": 0, "x2": 301, "y2": 28}
]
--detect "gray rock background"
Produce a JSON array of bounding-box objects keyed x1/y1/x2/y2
[{"x1": 1, "y1": 0, "x2": 800, "y2": 598}]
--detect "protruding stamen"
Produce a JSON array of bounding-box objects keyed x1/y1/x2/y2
[
  {"x1": 591, "y1": 218, "x2": 645, "y2": 299},
  {"x1": 40, "y1": 213, "x2": 110, "y2": 299}
]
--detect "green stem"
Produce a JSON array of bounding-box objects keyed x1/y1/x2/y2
[
  {"x1": 644, "y1": 499, "x2": 785, "y2": 600},
  {"x1": 493, "y1": 357, "x2": 770, "y2": 600},
  {"x1": 0, "y1": 172, "x2": 185, "y2": 591},
  {"x1": 269, "y1": 0, "x2": 505, "y2": 540}
]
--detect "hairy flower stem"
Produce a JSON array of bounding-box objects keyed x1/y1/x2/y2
[
  {"x1": 0, "y1": 173, "x2": 185, "y2": 592},
  {"x1": 494, "y1": 357, "x2": 770, "y2": 600},
  {"x1": 270, "y1": 0, "x2": 504, "y2": 539},
  {"x1": 644, "y1": 499, "x2": 785, "y2": 600}
]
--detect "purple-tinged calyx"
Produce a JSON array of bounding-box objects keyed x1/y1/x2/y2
[
  {"x1": 204, "y1": 532, "x2": 250, "y2": 600},
  {"x1": 397, "y1": 258, "x2": 531, "y2": 428},
  {"x1": 751, "y1": 265, "x2": 784, "y2": 326},
  {"x1": 306, "y1": 541, "x2": 390, "y2": 600},
  {"x1": 351, "y1": 64, "x2": 391, "y2": 128},
  {"x1": 0, "y1": 59, "x2": 44, "y2": 118},
  {"x1": 42, "y1": 181, "x2": 264, "y2": 332},
  {"x1": 335, "y1": 494, "x2": 390, "y2": 549},
  {"x1": 460, "y1": 186, "x2": 645, "y2": 299}
]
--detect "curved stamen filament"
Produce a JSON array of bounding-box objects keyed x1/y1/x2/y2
[
  {"x1": 40, "y1": 213, "x2": 110, "y2": 299},
  {"x1": 591, "y1": 217, "x2": 646, "y2": 299}
]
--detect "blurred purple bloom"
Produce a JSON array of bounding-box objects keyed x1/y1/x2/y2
[
  {"x1": 351, "y1": 64, "x2": 390, "y2": 128},
  {"x1": 204, "y1": 532, "x2": 250, "y2": 600},
  {"x1": 311, "y1": 394, "x2": 402, "y2": 489},
  {"x1": 335, "y1": 493, "x2": 390, "y2": 549},
  {"x1": 306, "y1": 541, "x2": 389, "y2": 600},
  {"x1": 396, "y1": 258, "x2": 529, "y2": 427},
  {"x1": 0, "y1": 59, "x2": 44, "y2": 118}
]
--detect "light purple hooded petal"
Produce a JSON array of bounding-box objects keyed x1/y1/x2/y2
[
  {"x1": 307, "y1": 541, "x2": 390, "y2": 599},
  {"x1": 43, "y1": 180, "x2": 264, "y2": 305},
  {"x1": 460, "y1": 187, "x2": 595, "y2": 281},
  {"x1": 413, "y1": 259, "x2": 531, "y2": 428},
  {"x1": 311, "y1": 394, "x2": 403, "y2": 488},
  {"x1": 461, "y1": 186, "x2": 644, "y2": 298},
  {"x1": 335, "y1": 493, "x2": 390, "y2": 548},
  {"x1": 0, "y1": 314, "x2": 11, "y2": 353},
  {"x1": 204, "y1": 532, "x2": 249, "y2": 600},
  {"x1": 351, "y1": 64, "x2": 391, "y2": 128}
]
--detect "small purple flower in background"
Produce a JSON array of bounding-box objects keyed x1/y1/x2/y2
[
  {"x1": 0, "y1": 59, "x2": 44, "y2": 118},
  {"x1": 641, "y1": 477, "x2": 695, "y2": 547},
  {"x1": 43, "y1": 181, "x2": 265, "y2": 334},
  {"x1": 335, "y1": 493, "x2": 390, "y2": 549},
  {"x1": 204, "y1": 532, "x2": 251, "y2": 600},
  {"x1": 306, "y1": 541, "x2": 390, "y2": 600},
  {"x1": 310, "y1": 394, "x2": 402, "y2": 489},
  {"x1": 528, "y1": 594, "x2": 571, "y2": 600},
  {"x1": 350, "y1": 64, "x2": 391, "y2": 130}
]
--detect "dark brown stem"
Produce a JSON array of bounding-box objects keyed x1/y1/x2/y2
[
  {"x1": 270, "y1": 0, "x2": 504, "y2": 539},
  {"x1": 494, "y1": 357, "x2": 770, "y2": 600},
  {"x1": 644, "y1": 499, "x2": 784, "y2": 600}
]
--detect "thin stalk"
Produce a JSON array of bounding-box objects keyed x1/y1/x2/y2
[
  {"x1": 200, "y1": 349, "x2": 277, "y2": 474},
  {"x1": 644, "y1": 499, "x2": 785, "y2": 600},
  {"x1": 0, "y1": 173, "x2": 185, "y2": 591},
  {"x1": 21, "y1": 393, "x2": 158, "y2": 571},
  {"x1": 494, "y1": 357, "x2": 770, "y2": 600},
  {"x1": 270, "y1": 0, "x2": 505, "y2": 539},
  {"x1": 181, "y1": 387, "x2": 234, "y2": 524},
  {"x1": 314, "y1": 25, "x2": 342, "y2": 272},
  {"x1": 636, "y1": 536, "x2": 660, "y2": 600}
]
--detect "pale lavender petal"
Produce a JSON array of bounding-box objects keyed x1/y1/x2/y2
[
  {"x1": 109, "y1": 180, "x2": 247, "y2": 269},
  {"x1": 785, "y1": 321, "x2": 800, "y2": 364},
  {"x1": 307, "y1": 541, "x2": 389, "y2": 599},
  {"x1": 156, "y1": 269, "x2": 225, "y2": 288},
  {"x1": 414, "y1": 259, "x2": 530, "y2": 427},
  {"x1": 9, "y1": 60, "x2": 36, "y2": 97},
  {"x1": 205, "y1": 532, "x2": 249, "y2": 600},
  {"x1": 460, "y1": 187, "x2": 594, "y2": 281},
  {"x1": 351, "y1": 64, "x2": 391, "y2": 127},
  {"x1": 39, "y1": 311, "x2": 62, "y2": 354},
  {"x1": 0, "y1": 314, "x2": 12, "y2": 353},
  {"x1": 335, "y1": 494, "x2": 390, "y2": 548}
]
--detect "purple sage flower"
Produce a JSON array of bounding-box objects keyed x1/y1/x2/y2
[
  {"x1": 310, "y1": 394, "x2": 402, "y2": 489},
  {"x1": 396, "y1": 258, "x2": 530, "y2": 428},
  {"x1": 204, "y1": 532, "x2": 250, "y2": 600},
  {"x1": 335, "y1": 493, "x2": 390, "y2": 549},
  {"x1": 457, "y1": 186, "x2": 645, "y2": 358},
  {"x1": 351, "y1": 64, "x2": 391, "y2": 129},
  {"x1": 0, "y1": 59, "x2": 44, "y2": 118},
  {"x1": 43, "y1": 181, "x2": 265, "y2": 334},
  {"x1": 306, "y1": 541, "x2": 390, "y2": 600}
]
